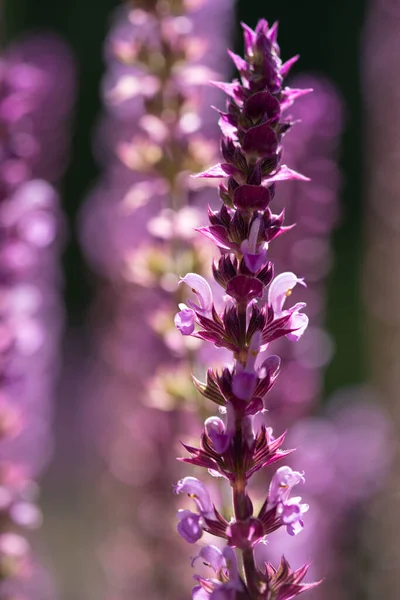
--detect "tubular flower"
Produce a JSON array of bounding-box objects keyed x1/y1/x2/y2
[
  {"x1": 267, "y1": 272, "x2": 308, "y2": 341},
  {"x1": 267, "y1": 466, "x2": 309, "y2": 536},
  {"x1": 192, "y1": 546, "x2": 243, "y2": 600}
]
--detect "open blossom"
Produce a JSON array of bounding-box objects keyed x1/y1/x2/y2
[
  {"x1": 175, "y1": 273, "x2": 215, "y2": 335},
  {"x1": 192, "y1": 546, "x2": 243, "y2": 600},
  {"x1": 180, "y1": 273, "x2": 214, "y2": 314},
  {"x1": 267, "y1": 466, "x2": 309, "y2": 536},
  {"x1": 267, "y1": 272, "x2": 308, "y2": 341},
  {"x1": 174, "y1": 476, "x2": 215, "y2": 517},
  {"x1": 174, "y1": 476, "x2": 217, "y2": 543}
]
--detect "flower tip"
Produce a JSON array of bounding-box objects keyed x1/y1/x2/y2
[
  {"x1": 240, "y1": 21, "x2": 254, "y2": 32},
  {"x1": 268, "y1": 21, "x2": 279, "y2": 43}
]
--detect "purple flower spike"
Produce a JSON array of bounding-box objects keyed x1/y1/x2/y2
[
  {"x1": 0, "y1": 32, "x2": 75, "y2": 594},
  {"x1": 172, "y1": 15, "x2": 321, "y2": 600}
]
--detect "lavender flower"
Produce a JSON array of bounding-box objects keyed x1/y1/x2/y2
[{"x1": 174, "y1": 19, "x2": 320, "y2": 598}]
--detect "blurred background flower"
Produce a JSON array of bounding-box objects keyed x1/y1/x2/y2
[{"x1": 0, "y1": 30, "x2": 76, "y2": 600}]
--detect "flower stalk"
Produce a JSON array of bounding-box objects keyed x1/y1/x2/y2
[{"x1": 174, "y1": 19, "x2": 320, "y2": 599}]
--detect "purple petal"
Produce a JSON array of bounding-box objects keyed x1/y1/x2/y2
[
  {"x1": 205, "y1": 417, "x2": 230, "y2": 453},
  {"x1": 242, "y1": 247, "x2": 268, "y2": 273},
  {"x1": 175, "y1": 305, "x2": 196, "y2": 335},
  {"x1": 259, "y1": 354, "x2": 281, "y2": 380},
  {"x1": 241, "y1": 22, "x2": 256, "y2": 55},
  {"x1": 218, "y1": 115, "x2": 238, "y2": 138},
  {"x1": 280, "y1": 87, "x2": 313, "y2": 111},
  {"x1": 268, "y1": 272, "x2": 304, "y2": 314},
  {"x1": 174, "y1": 476, "x2": 214, "y2": 516},
  {"x1": 222, "y1": 546, "x2": 242, "y2": 588},
  {"x1": 210, "y1": 79, "x2": 244, "y2": 101},
  {"x1": 232, "y1": 371, "x2": 258, "y2": 401},
  {"x1": 194, "y1": 163, "x2": 228, "y2": 179},
  {"x1": 177, "y1": 510, "x2": 203, "y2": 543},
  {"x1": 242, "y1": 123, "x2": 278, "y2": 158},
  {"x1": 181, "y1": 273, "x2": 213, "y2": 313},
  {"x1": 192, "y1": 545, "x2": 225, "y2": 573},
  {"x1": 280, "y1": 55, "x2": 300, "y2": 78},
  {"x1": 226, "y1": 275, "x2": 264, "y2": 302},
  {"x1": 266, "y1": 164, "x2": 310, "y2": 183},
  {"x1": 255, "y1": 18, "x2": 269, "y2": 35},
  {"x1": 286, "y1": 313, "x2": 309, "y2": 341},
  {"x1": 286, "y1": 518, "x2": 305, "y2": 536},
  {"x1": 233, "y1": 184, "x2": 271, "y2": 210},
  {"x1": 192, "y1": 586, "x2": 210, "y2": 600},
  {"x1": 281, "y1": 503, "x2": 302, "y2": 525},
  {"x1": 196, "y1": 226, "x2": 233, "y2": 251},
  {"x1": 209, "y1": 590, "x2": 231, "y2": 600},
  {"x1": 268, "y1": 466, "x2": 305, "y2": 506},
  {"x1": 243, "y1": 91, "x2": 280, "y2": 122},
  {"x1": 227, "y1": 49, "x2": 247, "y2": 72}
]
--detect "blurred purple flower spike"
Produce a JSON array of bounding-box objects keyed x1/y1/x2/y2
[
  {"x1": 0, "y1": 32, "x2": 76, "y2": 594},
  {"x1": 78, "y1": 0, "x2": 235, "y2": 597}
]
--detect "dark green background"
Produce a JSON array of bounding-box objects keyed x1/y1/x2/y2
[{"x1": 4, "y1": 0, "x2": 367, "y2": 394}]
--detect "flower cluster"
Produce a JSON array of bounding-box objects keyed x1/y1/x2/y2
[
  {"x1": 0, "y1": 35, "x2": 75, "y2": 597},
  {"x1": 174, "y1": 20, "x2": 320, "y2": 599}
]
